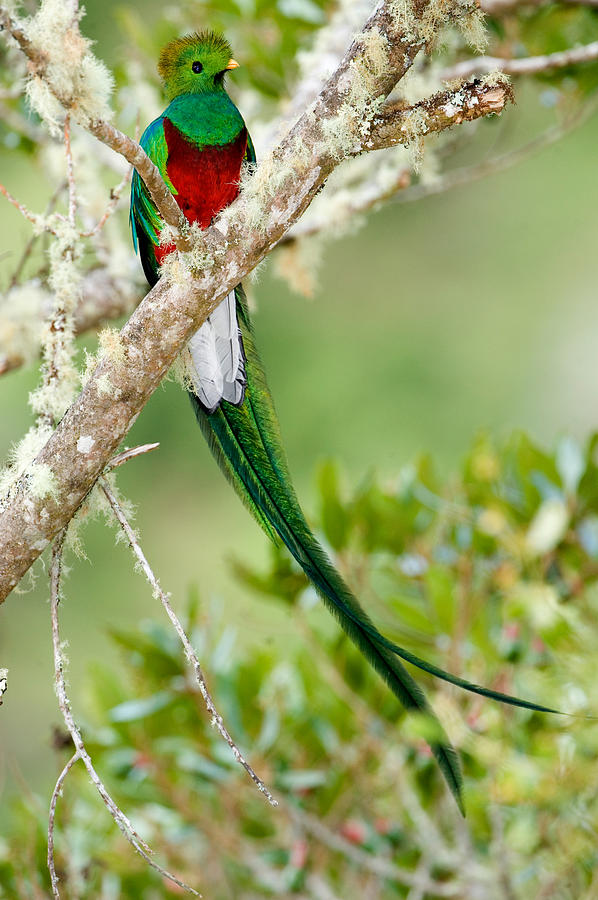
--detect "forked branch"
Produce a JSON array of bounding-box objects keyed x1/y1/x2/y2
[{"x1": 48, "y1": 531, "x2": 200, "y2": 897}]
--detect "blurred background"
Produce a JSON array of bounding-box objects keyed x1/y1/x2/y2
[{"x1": 1, "y1": 0, "x2": 598, "y2": 894}]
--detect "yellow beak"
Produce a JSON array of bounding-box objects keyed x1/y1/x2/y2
[{"x1": 225, "y1": 58, "x2": 240, "y2": 70}]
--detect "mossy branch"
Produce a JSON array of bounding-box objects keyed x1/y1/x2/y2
[
  {"x1": 0, "y1": 0, "x2": 510, "y2": 601},
  {"x1": 0, "y1": 5, "x2": 190, "y2": 247},
  {"x1": 361, "y1": 77, "x2": 513, "y2": 153},
  {"x1": 0, "y1": 268, "x2": 143, "y2": 376},
  {"x1": 88, "y1": 118, "x2": 191, "y2": 247}
]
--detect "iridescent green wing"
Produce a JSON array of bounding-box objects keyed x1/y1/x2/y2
[
  {"x1": 244, "y1": 129, "x2": 256, "y2": 166},
  {"x1": 129, "y1": 116, "x2": 176, "y2": 253}
]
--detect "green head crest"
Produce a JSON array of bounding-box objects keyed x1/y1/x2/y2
[{"x1": 158, "y1": 31, "x2": 239, "y2": 100}]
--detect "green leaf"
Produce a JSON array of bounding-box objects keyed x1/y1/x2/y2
[{"x1": 109, "y1": 691, "x2": 174, "y2": 723}]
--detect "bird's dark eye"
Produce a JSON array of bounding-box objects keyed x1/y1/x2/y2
[{"x1": 192, "y1": 61, "x2": 203, "y2": 74}]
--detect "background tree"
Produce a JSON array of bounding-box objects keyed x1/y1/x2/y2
[{"x1": 0, "y1": 0, "x2": 597, "y2": 896}]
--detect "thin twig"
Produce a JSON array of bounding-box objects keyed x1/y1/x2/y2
[
  {"x1": 0, "y1": 267, "x2": 143, "y2": 377},
  {"x1": 394, "y1": 101, "x2": 595, "y2": 204},
  {"x1": 49, "y1": 531, "x2": 201, "y2": 897},
  {"x1": 36, "y1": 118, "x2": 81, "y2": 427},
  {"x1": 481, "y1": 0, "x2": 598, "y2": 14},
  {"x1": 0, "y1": 5, "x2": 188, "y2": 244},
  {"x1": 99, "y1": 475, "x2": 278, "y2": 807},
  {"x1": 64, "y1": 115, "x2": 77, "y2": 227},
  {"x1": 81, "y1": 165, "x2": 133, "y2": 238},
  {"x1": 47, "y1": 750, "x2": 81, "y2": 899},
  {"x1": 8, "y1": 181, "x2": 66, "y2": 289},
  {"x1": 0, "y1": 180, "x2": 46, "y2": 229},
  {"x1": 105, "y1": 442, "x2": 160, "y2": 471},
  {"x1": 287, "y1": 806, "x2": 461, "y2": 895},
  {"x1": 443, "y1": 40, "x2": 598, "y2": 81}
]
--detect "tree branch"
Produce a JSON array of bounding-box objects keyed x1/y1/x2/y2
[
  {"x1": 0, "y1": 267, "x2": 143, "y2": 376},
  {"x1": 47, "y1": 750, "x2": 81, "y2": 898},
  {"x1": 87, "y1": 118, "x2": 190, "y2": 246},
  {"x1": 0, "y1": 78, "x2": 507, "y2": 376},
  {"x1": 104, "y1": 442, "x2": 160, "y2": 471},
  {"x1": 48, "y1": 530, "x2": 200, "y2": 897},
  {"x1": 0, "y1": 179, "x2": 48, "y2": 229},
  {"x1": 0, "y1": 0, "x2": 510, "y2": 601},
  {"x1": 394, "y1": 106, "x2": 592, "y2": 203},
  {"x1": 7, "y1": 181, "x2": 66, "y2": 290},
  {"x1": 481, "y1": 0, "x2": 598, "y2": 14},
  {"x1": 80, "y1": 165, "x2": 132, "y2": 238},
  {"x1": 100, "y1": 475, "x2": 278, "y2": 807},
  {"x1": 443, "y1": 40, "x2": 598, "y2": 81},
  {"x1": 0, "y1": 6, "x2": 190, "y2": 247},
  {"x1": 363, "y1": 78, "x2": 512, "y2": 153}
]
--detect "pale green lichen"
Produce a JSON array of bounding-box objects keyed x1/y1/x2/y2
[
  {"x1": 398, "y1": 107, "x2": 430, "y2": 171},
  {"x1": 23, "y1": 0, "x2": 114, "y2": 134},
  {"x1": 79, "y1": 329, "x2": 124, "y2": 397},
  {"x1": 236, "y1": 151, "x2": 296, "y2": 235},
  {"x1": 320, "y1": 28, "x2": 390, "y2": 160},
  {"x1": 80, "y1": 347, "x2": 98, "y2": 388},
  {"x1": 27, "y1": 462, "x2": 59, "y2": 501},
  {"x1": 98, "y1": 327, "x2": 126, "y2": 367},
  {"x1": 29, "y1": 373, "x2": 77, "y2": 424},
  {"x1": 29, "y1": 217, "x2": 82, "y2": 423},
  {"x1": 0, "y1": 282, "x2": 48, "y2": 369},
  {"x1": 158, "y1": 223, "x2": 178, "y2": 248},
  {"x1": 478, "y1": 70, "x2": 512, "y2": 90},
  {"x1": 456, "y1": 0, "x2": 488, "y2": 53},
  {"x1": 389, "y1": 0, "x2": 488, "y2": 52},
  {"x1": 96, "y1": 373, "x2": 114, "y2": 396},
  {"x1": 359, "y1": 26, "x2": 392, "y2": 80},
  {"x1": 159, "y1": 251, "x2": 187, "y2": 285},
  {"x1": 25, "y1": 77, "x2": 65, "y2": 135},
  {"x1": 0, "y1": 423, "x2": 54, "y2": 500},
  {"x1": 0, "y1": 433, "x2": 59, "y2": 510},
  {"x1": 159, "y1": 221, "x2": 227, "y2": 283},
  {"x1": 169, "y1": 349, "x2": 196, "y2": 393},
  {"x1": 66, "y1": 473, "x2": 136, "y2": 558}
]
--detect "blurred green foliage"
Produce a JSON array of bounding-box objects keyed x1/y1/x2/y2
[
  {"x1": 114, "y1": 0, "x2": 330, "y2": 102},
  {"x1": 2, "y1": 432, "x2": 598, "y2": 898},
  {"x1": 2, "y1": 0, "x2": 598, "y2": 895}
]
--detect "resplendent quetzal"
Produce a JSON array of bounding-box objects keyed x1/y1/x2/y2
[{"x1": 130, "y1": 31, "x2": 557, "y2": 812}]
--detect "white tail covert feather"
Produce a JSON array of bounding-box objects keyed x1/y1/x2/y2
[{"x1": 188, "y1": 290, "x2": 246, "y2": 412}]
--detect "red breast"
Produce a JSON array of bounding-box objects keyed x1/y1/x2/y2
[{"x1": 155, "y1": 119, "x2": 247, "y2": 264}]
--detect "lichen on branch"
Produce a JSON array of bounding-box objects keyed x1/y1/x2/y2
[{"x1": 0, "y1": 0, "x2": 512, "y2": 600}]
